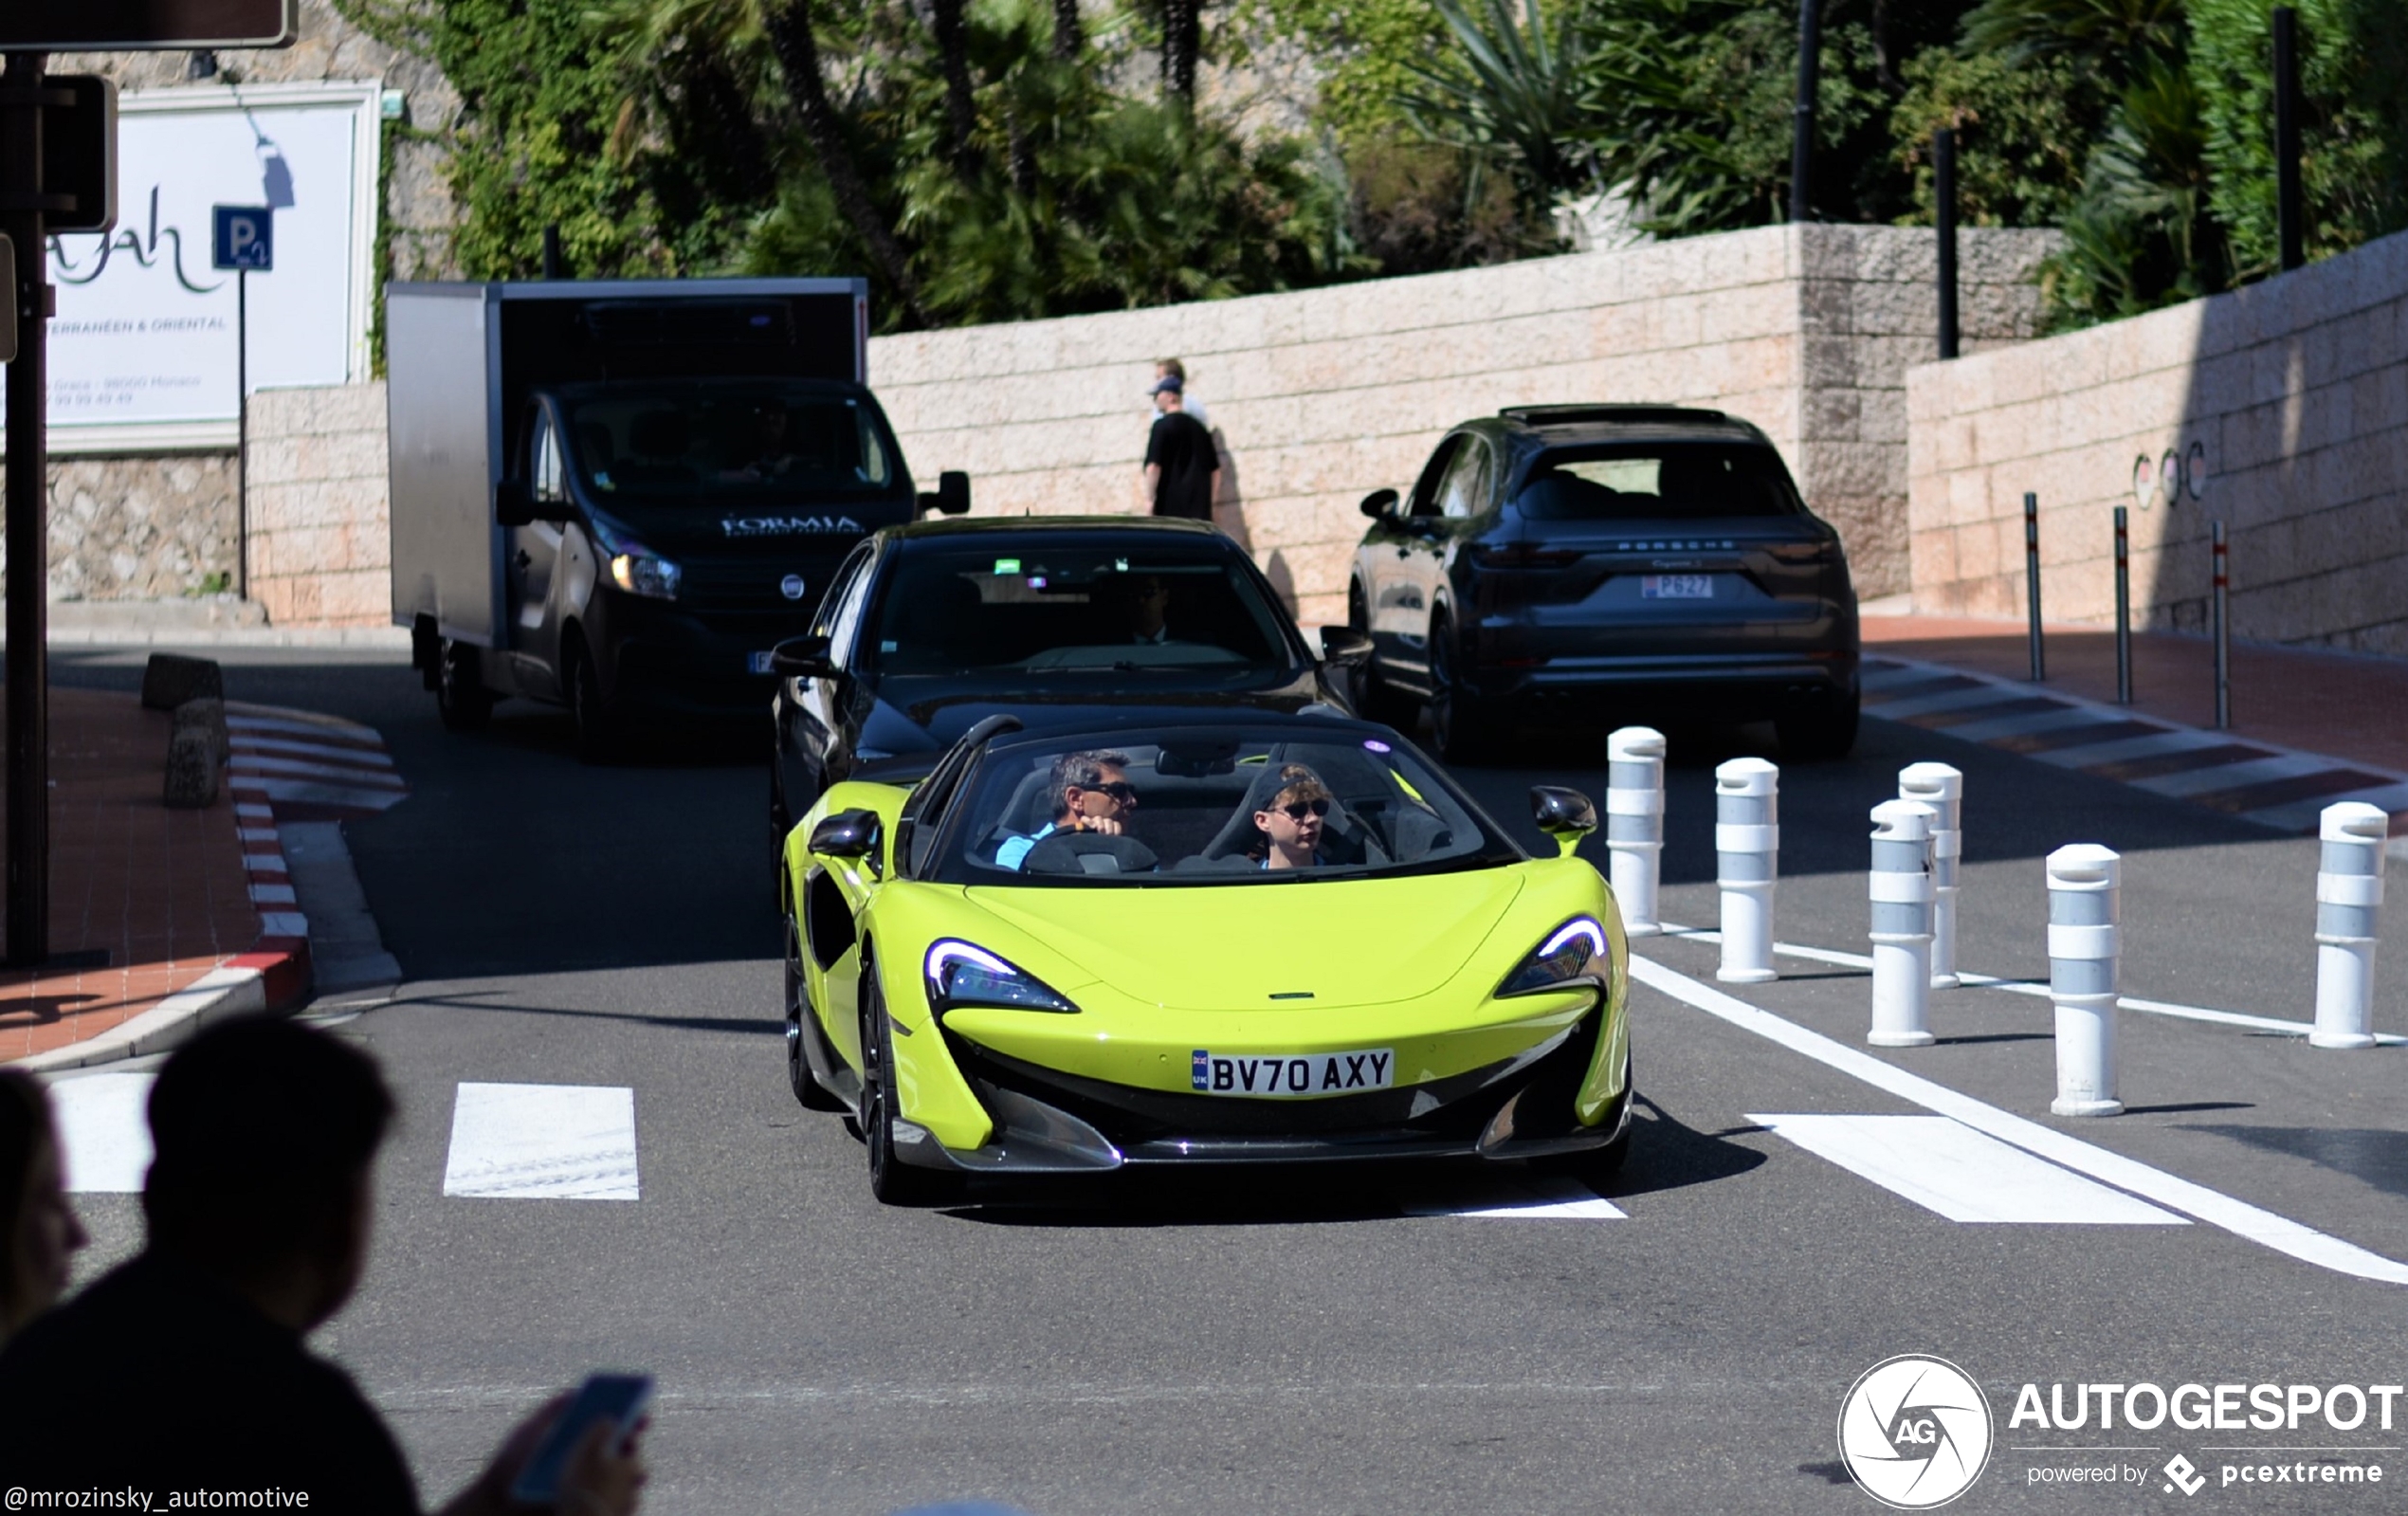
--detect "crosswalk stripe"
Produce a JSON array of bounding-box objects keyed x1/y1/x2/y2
[
  {"x1": 1752, "y1": 1113, "x2": 2185, "y2": 1225},
  {"x1": 230, "y1": 735, "x2": 397, "y2": 767},
  {"x1": 1408, "y1": 1176, "x2": 1625, "y2": 1219},
  {"x1": 443, "y1": 1083, "x2": 640, "y2": 1201},
  {"x1": 51, "y1": 1073, "x2": 156, "y2": 1194}
]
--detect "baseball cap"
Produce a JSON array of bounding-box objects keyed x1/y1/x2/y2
[{"x1": 1148, "y1": 374, "x2": 1183, "y2": 396}]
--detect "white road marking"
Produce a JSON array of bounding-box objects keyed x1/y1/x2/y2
[
  {"x1": 2135, "y1": 752, "x2": 2336, "y2": 798},
  {"x1": 1939, "y1": 705, "x2": 2107, "y2": 743},
  {"x1": 228, "y1": 753, "x2": 407, "y2": 786},
  {"x1": 228, "y1": 776, "x2": 412, "y2": 811},
  {"x1": 1410, "y1": 1177, "x2": 1626, "y2": 1219},
  {"x1": 1751, "y1": 1113, "x2": 2185, "y2": 1225},
  {"x1": 49, "y1": 1072, "x2": 155, "y2": 1193},
  {"x1": 443, "y1": 1083, "x2": 639, "y2": 1200},
  {"x1": 2031, "y1": 729, "x2": 2222, "y2": 769},
  {"x1": 1630, "y1": 954, "x2": 2408, "y2": 1286},
  {"x1": 228, "y1": 708, "x2": 385, "y2": 745},
  {"x1": 1652, "y1": 923, "x2": 2408, "y2": 1046},
  {"x1": 230, "y1": 734, "x2": 396, "y2": 766}
]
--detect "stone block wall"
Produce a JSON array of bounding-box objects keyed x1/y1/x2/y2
[
  {"x1": 874, "y1": 224, "x2": 2058, "y2": 625},
  {"x1": 23, "y1": 455, "x2": 239, "y2": 602},
  {"x1": 247, "y1": 383, "x2": 392, "y2": 628},
  {"x1": 1906, "y1": 228, "x2": 2408, "y2": 655}
]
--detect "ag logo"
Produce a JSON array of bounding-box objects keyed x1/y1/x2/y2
[
  {"x1": 1838, "y1": 1355, "x2": 1993, "y2": 1508},
  {"x1": 779, "y1": 574, "x2": 809, "y2": 601}
]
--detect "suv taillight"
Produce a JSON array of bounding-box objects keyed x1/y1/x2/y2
[{"x1": 1471, "y1": 543, "x2": 1585, "y2": 569}]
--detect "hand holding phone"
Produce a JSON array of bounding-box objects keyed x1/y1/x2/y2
[{"x1": 510, "y1": 1373, "x2": 653, "y2": 1507}]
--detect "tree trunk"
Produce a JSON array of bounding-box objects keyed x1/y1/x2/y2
[
  {"x1": 1162, "y1": 0, "x2": 1199, "y2": 104},
  {"x1": 930, "y1": 0, "x2": 979, "y2": 174},
  {"x1": 1052, "y1": 0, "x2": 1084, "y2": 60},
  {"x1": 763, "y1": 0, "x2": 926, "y2": 323}
]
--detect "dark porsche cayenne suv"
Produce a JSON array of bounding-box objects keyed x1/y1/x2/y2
[{"x1": 1346, "y1": 405, "x2": 1860, "y2": 760}]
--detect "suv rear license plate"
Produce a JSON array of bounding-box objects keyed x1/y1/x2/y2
[
  {"x1": 1642, "y1": 574, "x2": 1713, "y2": 599},
  {"x1": 747, "y1": 650, "x2": 777, "y2": 674},
  {"x1": 1192, "y1": 1049, "x2": 1395, "y2": 1097}
]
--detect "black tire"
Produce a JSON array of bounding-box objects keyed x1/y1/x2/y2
[
  {"x1": 784, "y1": 910, "x2": 846, "y2": 1111},
  {"x1": 565, "y1": 637, "x2": 621, "y2": 765},
  {"x1": 1347, "y1": 584, "x2": 1415, "y2": 728},
  {"x1": 1426, "y1": 615, "x2": 1494, "y2": 764},
  {"x1": 1776, "y1": 692, "x2": 1861, "y2": 762},
  {"x1": 859, "y1": 959, "x2": 959, "y2": 1206},
  {"x1": 433, "y1": 640, "x2": 494, "y2": 731}
]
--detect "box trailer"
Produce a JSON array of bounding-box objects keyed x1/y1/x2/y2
[{"x1": 386, "y1": 277, "x2": 964, "y2": 758}]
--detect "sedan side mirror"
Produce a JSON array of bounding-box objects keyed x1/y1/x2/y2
[
  {"x1": 1530, "y1": 785, "x2": 1597, "y2": 858},
  {"x1": 495, "y1": 479, "x2": 536, "y2": 528},
  {"x1": 918, "y1": 470, "x2": 972, "y2": 517},
  {"x1": 770, "y1": 634, "x2": 834, "y2": 678},
  {"x1": 1359, "y1": 487, "x2": 1399, "y2": 521},
  {"x1": 1318, "y1": 625, "x2": 1373, "y2": 666},
  {"x1": 810, "y1": 808, "x2": 881, "y2": 861}
]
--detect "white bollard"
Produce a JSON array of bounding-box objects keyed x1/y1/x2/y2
[
  {"x1": 1869, "y1": 800, "x2": 1938, "y2": 1047},
  {"x1": 2310, "y1": 801, "x2": 2388, "y2": 1050},
  {"x1": 1899, "y1": 762, "x2": 1964, "y2": 987},
  {"x1": 2048, "y1": 845, "x2": 2123, "y2": 1117},
  {"x1": 1715, "y1": 758, "x2": 1779, "y2": 983},
  {"x1": 1605, "y1": 726, "x2": 1667, "y2": 936}
]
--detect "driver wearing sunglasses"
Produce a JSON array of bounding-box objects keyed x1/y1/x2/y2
[
  {"x1": 1250, "y1": 766, "x2": 1334, "y2": 871},
  {"x1": 996, "y1": 750, "x2": 1139, "y2": 869}
]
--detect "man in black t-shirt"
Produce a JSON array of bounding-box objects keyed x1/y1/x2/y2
[
  {"x1": 1141, "y1": 374, "x2": 1221, "y2": 521},
  {"x1": 0, "y1": 1019, "x2": 645, "y2": 1516}
]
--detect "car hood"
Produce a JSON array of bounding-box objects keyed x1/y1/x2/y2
[
  {"x1": 858, "y1": 674, "x2": 1335, "y2": 758},
  {"x1": 957, "y1": 868, "x2": 1529, "y2": 1011}
]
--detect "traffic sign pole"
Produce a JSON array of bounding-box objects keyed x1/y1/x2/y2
[
  {"x1": 3, "y1": 50, "x2": 53, "y2": 966},
  {"x1": 237, "y1": 267, "x2": 247, "y2": 597}
]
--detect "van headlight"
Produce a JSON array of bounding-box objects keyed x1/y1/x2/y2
[
  {"x1": 1497, "y1": 918, "x2": 1608, "y2": 996},
  {"x1": 592, "y1": 518, "x2": 682, "y2": 601}
]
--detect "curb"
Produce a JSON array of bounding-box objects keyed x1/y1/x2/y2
[{"x1": 10, "y1": 801, "x2": 315, "y2": 1074}]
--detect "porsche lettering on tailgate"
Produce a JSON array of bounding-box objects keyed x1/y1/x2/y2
[{"x1": 1192, "y1": 1049, "x2": 1395, "y2": 1097}]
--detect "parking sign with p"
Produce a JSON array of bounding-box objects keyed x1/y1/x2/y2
[{"x1": 212, "y1": 206, "x2": 274, "y2": 271}]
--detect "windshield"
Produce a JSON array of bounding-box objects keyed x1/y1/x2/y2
[
  {"x1": 862, "y1": 545, "x2": 1297, "y2": 677},
  {"x1": 1516, "y1": 442, "x2": 1802, "y2": 521},
  {"x1": 933, "y1": 731, "x2": 1517, "y2": 886},
  {"x1": 566, "y1": 385, "x2": 901, "y2": 502}
]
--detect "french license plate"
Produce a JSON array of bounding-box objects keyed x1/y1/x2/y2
[
  {"x1": 1642, "y1": 574, "x2": 1713, "y2": 600},
  {"x1": 748, "y1": 650, "x2": 777, "y2": 674},
  {"x1": 1191, "y1": 1048, "x2": 1395, "y2": 1098}
]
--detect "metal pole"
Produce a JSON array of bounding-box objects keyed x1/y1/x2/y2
[
  {"x1": 2212, "y1": 520, "x2": 2231, "y2": 729},
  {"x1": 1789, "y1": 0, "x2": 1821, "y2": 226},
  {"x1": 234, "y1": 267, "x2": 247, "y2": 600},
  {"x1": 3, "y1": 51, "x2": 51, "y2": 967},
  {"x1": 1934, "y1": 127, "x2": 1959, "y2": 359},
  {"x1": 2024, "y1": 491, "x2": 2044, "y2": 682},
  {"x1": 2113, "y1": 505, "x2": 2132, "y2": 704},
  {"x1": 542, "y1": 224, "x2": 564, "y2": 280},
  {"x1": 2273, "y1": 8, "x2": 2304, "y2": 272}
]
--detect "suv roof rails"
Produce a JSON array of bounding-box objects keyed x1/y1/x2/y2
[{"x1": 1498, "y1": 404, "x2": 1730, "y2": 428}]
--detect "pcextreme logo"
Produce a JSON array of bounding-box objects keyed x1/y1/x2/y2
[{"x1": 1839, "y1": 1355, "x2": 1995, "y2": 1509}]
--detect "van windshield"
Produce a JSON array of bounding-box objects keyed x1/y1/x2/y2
[
  {"x1": 566, "y1": 385, "x2": 901, "y2": 502},
  {"x1": 1516, "y1": 442, "x2": 1802, "y2": 521},
  {"x1": 862, "y1": 545, "x2": 1299, "y2": 677}
]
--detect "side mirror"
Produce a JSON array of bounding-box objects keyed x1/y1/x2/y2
[
  {"x1": 919, "y1": 470, "x2": 972, "y2": 517},
  {"x1": 1359, "y1": 487, "x2": 1399, "y2": 521},
  {"x1": 770, "y1": 634, "x2": 834, "y2": 679},
  {"x1": 495, "y1": 479, "x2": 536, "y2": 528},
  {"x1": 809, "y1": 807, "x2": 881, "y2": 860},
  {"x1": 1318, "y1": 625, "x2": 1373, "y2": 666},
  {"x1": 1530, "y1": 785, "x2": 1597, "y2": 859}
]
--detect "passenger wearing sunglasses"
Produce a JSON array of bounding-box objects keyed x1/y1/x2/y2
[
  {"x1": 996, "y1": 750, "x2": 1139, "y2": 869},
  {"x1": 1250, "y1": 767, "x2": 1334, "y2": 870}
]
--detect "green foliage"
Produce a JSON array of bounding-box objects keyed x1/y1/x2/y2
[
  {"x1": 1396, "y1": 0, "x2": 1597, "y2": 217},
  {"x1": 2189, "y1": 0, "x2": 2407, "y2": 277},
  {"x1": 1343, "y1": 139, "x2": 1549, "y2": 271},
  {"x1": 2045, "y1": 50, "x2": 2232, "y2": 320},
  {"x1": 1230, "y1": 0, "x2": 1449, "y2": 146},
  {"x1": 1890, "y1": 49, "x2": 2104, "y2": 227},
  {"x1": 1961, "y1": 0, "x2": 2189, "y2": 72}
]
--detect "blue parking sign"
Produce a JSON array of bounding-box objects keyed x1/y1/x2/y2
[{"x1": 212, "y1": 206, "x2": 274, "y2": 271}]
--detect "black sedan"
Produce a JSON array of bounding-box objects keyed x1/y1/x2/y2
[
  {"x1": 767, "y1": 516, "x2": 1364, "y2": 859},
  {"x1": 1346, "y1": 405, "x2": 1860, "y2": 760}
]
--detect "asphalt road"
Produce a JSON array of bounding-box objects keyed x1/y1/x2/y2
[{"x1": 49, "y1": 646, "x2": 2408, "y2": 1515}]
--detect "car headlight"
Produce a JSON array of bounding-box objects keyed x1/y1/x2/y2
[
  {"x1": 1497, "y1": 918, "x2": 1608, "y2": 996},
  {"x1": 924, "y1": 941, "x2": 1079, "y2": 1014},
  {"x1": 591, "y1": 517, "x2": 682, "y2": 601}
]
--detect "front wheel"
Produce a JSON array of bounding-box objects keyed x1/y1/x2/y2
[
  {"x1": 566, "y1": 639, "x2": 621, "y2": 765},
  {"x1": 1776, "y1": 692, "x2": 1861, "y2": 762},
  {"x1": 1426, "y1": 616, "x2": 1494, "y2": 764},
  {"x1": 784, "y1": 911, "x2": 846, "y2": 1112},
  {"x1": 859, "y1": 962, "x2": 960, "y2": 1206}
]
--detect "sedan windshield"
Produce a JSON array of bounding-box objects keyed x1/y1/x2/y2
[
  {"x1": 567, "y1": 385, "x2": 900, "y2": 502},
  {"x1": 1516, "y1": 442, "x2": 1802, "y2": 521},
  {"x1": 863, "y1": 546, "x2": 1297, "y2": 677},
  {"x1": 935, "y1": 731, "x2": 1517, "y2": 886}
]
